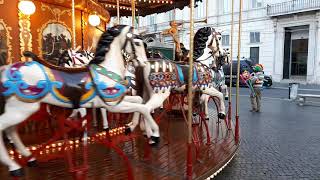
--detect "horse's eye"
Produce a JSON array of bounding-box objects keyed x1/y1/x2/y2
[
  {"x1": 80, "y1": 55, "x2": 83, "y2": 57},
  {"x1": 134, "y1": 42, "x2": 140, "y2": 46}
]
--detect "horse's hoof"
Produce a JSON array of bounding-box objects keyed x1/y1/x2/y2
[
  {"x1": 104, "y1": 128, "x2": 109, "y2": 133},
  {"x1": 27, "y1": 159, "x2": 38, "y2": 167},
  {"x1": 225, "y1": 97, "x2": 229, "y2": 100},
  {"x1": 205, "y1": 117, "x2": 210, "y2": 121},
  {"x1": 124, "y1": 126, "x2": 131, "y2": 135},
  {"x1": 218, "y1": 113, "x2": 226, "y2": 119},
  {"x1": 150, "y1": 136, "x2": 160, "y2": 145},
  {"x1": 10, "y1": 168, "x2": 24, "y2": 177}
]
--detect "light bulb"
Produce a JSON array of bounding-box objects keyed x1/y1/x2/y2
[
  {"x1": 18, "y1": 0, "x2": 36, "y2": 15},
  {"x1": 88, "y1": 13, "x2": 101, "y2": 27}
]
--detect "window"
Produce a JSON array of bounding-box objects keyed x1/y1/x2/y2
[
  {"x1": 168, "y1": 10, "x2": 174, "y2": 21},
  {"x1": 223, "y1": 0, "x2": 230, "y2": 14},
  {"x1": 222, "y1": 35, "x2": 230, "y2": 46},
  {"x1": 250, "y1": 32, "x2": 260, "y2": 43},
  {"x1": 252, "y1": 0, "x2": 263, "y2": 9},
  {"x1": 195, "y1": 1, "x2": 204, "y2": 18},
  {"x1": 149, "y1": 15, "x2": 155, "y2": 25}
]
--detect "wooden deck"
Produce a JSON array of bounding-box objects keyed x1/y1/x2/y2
[{"x1": 0, "y1": 102, "x2": 239, "y2": 179}]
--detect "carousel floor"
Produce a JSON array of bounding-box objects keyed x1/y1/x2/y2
[{"x1": 0, "y1": 103, "x2": 239, "y2": 180}]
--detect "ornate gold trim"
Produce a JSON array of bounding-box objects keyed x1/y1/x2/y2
[
  {"x1": 18, "y1": 12, "x2": 32, "y2": 62},
  {"x1": 0, "y1": 19, "x2": 13, "y2": 64},
  {"x1": 37, "y1": 20, "x2": 72, "y2": 58},
  {"x1": 41, "y1": 3, "x2": 71, "y2": 21},
  {"x1": 0, "y1": 0, "x2": 4, "y2": 5}
]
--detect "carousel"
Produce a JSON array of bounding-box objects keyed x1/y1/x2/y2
[{"x1": 0, "y1": 0, "x2": 243, "y2": 179}]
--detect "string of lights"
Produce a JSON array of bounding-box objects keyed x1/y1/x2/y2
[{"x1": 9, "y1": 126, "x2": 127, "y2": 160}]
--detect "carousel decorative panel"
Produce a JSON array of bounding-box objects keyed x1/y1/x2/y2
[
  {"x1": 39, "y1": 22, "x2": 72, "y2": 64},
  {"x1": 0, "y1": 19, "x2": 12, "y2": 64}
]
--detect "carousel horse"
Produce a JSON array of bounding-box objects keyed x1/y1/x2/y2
[
  {"x1": 0, "y1": 25, "x2": 160, "y2": 176},
  {"x1": 129, "y1": 27, "x2": 226, "y2": 133},
  {"x1": 200, "y1": 48, "x2": 231, "y2": 120},
  {"x1": 213, "y1": 48, "x2": 230, "y2": 100},
  {"x1": 57, "y1": 47, "x2": 94, "y2": 68},
  {"x1": 162, "y1": 25, "x2": 228, "y2": 121}
]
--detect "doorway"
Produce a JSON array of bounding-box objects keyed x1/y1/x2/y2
[
  {"x1": 291, "y1": 39, "x2": 308, "y2": 77},
  {"x1": 283, "y1": 25, "x2": 309, "y2": 80},
  {"x1": 250, "y1": 47, "x2": 259, "y2": 65}
]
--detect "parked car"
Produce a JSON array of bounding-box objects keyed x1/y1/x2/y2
[{"x1": 223, "y1": 58, "x2": 273, "y2": 87}]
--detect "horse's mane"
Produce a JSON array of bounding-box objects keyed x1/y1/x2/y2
[
  {"x1": 193, "y1": 27, "x2": 212, "y2": 60},
  {"x1": 90, "y1": 25, "x2": 128, "y2": 65}
]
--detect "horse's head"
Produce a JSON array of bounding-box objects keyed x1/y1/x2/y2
[
  {"x1": 83, "y1": 50, "x2": 95, "y2": 61},
  {"x1": 90, "y1": 25, "x2": 147, "y2": 68},
  {"x1": 123, "y1": 28, "x2": 148, "y2": 67},
  {"x1": 222, "y1": 48, "x2": 231, "y2": 65},
  {"x1": 209, "y1": 28, "x2": 223, "y2": 58},
  {"x1": 210, "y1": 48, "x2": 231, "y2": 71},
  {"x1": 67, "y1": 48, "x2": 91, "y2": 67}
]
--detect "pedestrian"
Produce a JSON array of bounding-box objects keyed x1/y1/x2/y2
[{"x1": 249, "y1": 64, "x2": 265, "y2": 112}]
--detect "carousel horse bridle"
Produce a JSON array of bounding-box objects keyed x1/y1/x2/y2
[{"x1": 123, "y1": 31, "x2": 144, "y2": 64}]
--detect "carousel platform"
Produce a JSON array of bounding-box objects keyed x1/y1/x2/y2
[{"x1": 0, "y1": 102, "x2": 239, "y2": 179}]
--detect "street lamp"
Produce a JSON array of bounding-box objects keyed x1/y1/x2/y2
[
  {"x1": 88, "y1": 12, "x2": 101, "y2": 27},
  {"x1": 18, "y1": 0, "x2": 36, "y2": 15}
]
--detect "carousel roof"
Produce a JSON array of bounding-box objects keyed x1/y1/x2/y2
[{"x1": 98, "y1": 0, "x2": 202, "y2": 17}]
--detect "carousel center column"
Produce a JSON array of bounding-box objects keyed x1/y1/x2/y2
[{"x1": 18, "y1": 0, "x2": 36, "y2": 61}]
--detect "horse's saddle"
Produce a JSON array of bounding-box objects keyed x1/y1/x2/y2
[
  {"x1": 178, "y1": 63, "x2": 212, "y2": 87},
  {"x1": 47, "y1": 68, "x2": 91, "y2": 108}
]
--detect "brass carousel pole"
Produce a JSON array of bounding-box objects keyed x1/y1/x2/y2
[
  {"x1": 187, "y1": 0, "x2": 195, "y2": 179},
  {"x1": 205, "y1": 0, "x2": 208, "y2": 22},
  {"x1": 228, "y1": 0, "x2": 235, "y2": 130},
  {"x1": 117, "y1": 0, "x2": 120, "y2": 24},
  {"x1": 131, "y1": 0, "x2": 136, "y2": 28},
  {"x1": 72, "y1": 0, "x2": 76, "y2": 49},
  {"x1": 235, "y1": 0, "x2": 243, "y2": 143}
]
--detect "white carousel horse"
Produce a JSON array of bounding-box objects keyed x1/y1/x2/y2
[
  {"x1": 200, "y1": 48, "x2": 231, "y2": 120},
  {"x1": 213, "y1": 48, "x2": 231, "y2": 100},
  {"x1": 130, "y1": 27, "x2": 226, "y2": 133},
  {"x1": 60, "y1": 50, "x2": 137, "y2": 131},
  {"x1": 0, "y1": 25, "x2": 159, "y2": 176}
]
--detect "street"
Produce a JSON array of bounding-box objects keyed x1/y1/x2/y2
[{"x1": 214, "y1": 86, "x2": 320, "y2": 180}]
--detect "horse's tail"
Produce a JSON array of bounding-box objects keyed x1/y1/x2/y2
[
  {"x1": 134, "y1": 66, "x2": 145, "y2": 97},
  {"x1": 23, "y1": 51, "x2": 41, "y2": 61}
]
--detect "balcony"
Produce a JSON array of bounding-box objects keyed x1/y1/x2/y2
[{"x1": 267, "y1": 0, "x2": 320, "y2": 17}]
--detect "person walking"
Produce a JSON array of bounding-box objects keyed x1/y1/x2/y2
[{"x1": 249, "y1": 64, "x2": 264, "y2": 112}]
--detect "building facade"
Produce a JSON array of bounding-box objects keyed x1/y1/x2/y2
[{"x1": 119, "y1": 0, "x2": 320, "y2": 84}]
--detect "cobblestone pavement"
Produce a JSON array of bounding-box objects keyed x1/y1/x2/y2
[{"x1": 214, "y1": 93, "x2": 320, "y2": 180}]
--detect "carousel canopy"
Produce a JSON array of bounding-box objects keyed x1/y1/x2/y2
[{"x1": 98, "y1": 0, "x2": 202, "y2": 17}]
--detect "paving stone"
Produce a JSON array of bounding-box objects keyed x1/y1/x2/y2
[{"x1": 213, "y1": 96, "x2": 320, "y2": 179}]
